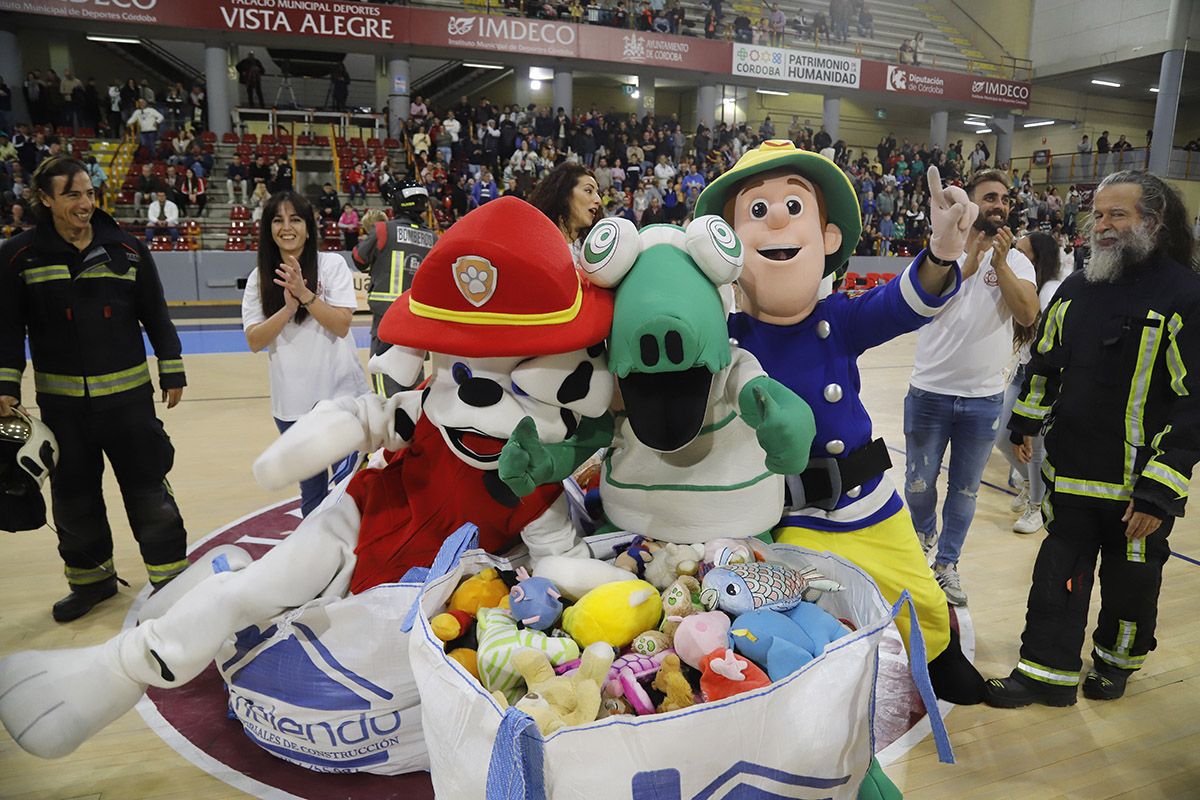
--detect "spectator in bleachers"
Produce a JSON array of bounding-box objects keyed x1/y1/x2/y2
[
  {"x1": 236, "y1": 52, "x2": 265, "y2": 108},
  {"x1": 337, "y1": 203, "x2": 360, "y2": 249},
  {"x1": 769, "y1": 4, "x2": 786, "y2": 46},
  {"x1": 146, "y1": 189, "x2": 180, "y2": 244},
  {"x1": 177, "y1": 168, "x2": 206, "y2": 217},
  {"x1": 861, "y1": 190, "x2": 876, "y2": 227},
  {"x1": 171, "y1": 124, "x2": 195, "y2": 164},
  {"x1": 703, "y1": 6, "x2": 719, "y2": 38},
  {"x1": 118, "y1": 78, "x2": 139, "y2": 124},
  {"x1": 471, "y1": 169, "x2": 499, "y2": 208},
  {"x1": 84, "y1": 156, "x2": 106, "y2": 200},
  {"x1": 330, "y1": 62, "x2": 351, "y2": 112},
  {"x1": 317, "y1": 182, "x2": 339, "y2": 221},
  {"x1": 22, "y1": 72, "x2": 44, "y2": 126},
  {"x1": 164, "y1": 83, "x2": 185, "y2": 132},
  {"x1": 345, "y1": 163, "x2": 366, "y2": 205},
  {"x1": 187, "y1": 82, "x2": 206, "y2": 131},
  {"x1": 858, "y1": 2, "x2": 874, "y2": 37},
  {"x1": 0, "y1": 132, "x2": 14, "y2": 165},
  {"x1": 829, "y1": 0, "x2": 851, "y2": 43},
  {"x1": 640, "y1": 193, "x2": 666, "y2": 227},
  {"x1": 878, "y1": 211, "x2": 894, "y2": 256},
  {"x1": 127, "y1": 99, "x2": 165, "y2": 157},
  {"x1": 250, "y1": 182, "x2": 269, "y2": 223},
  {"x1": 898, "y1": 37, "x2": 915, "y2": 64},
  {"x1": 132, "y1": 163, "x2": 161, "y2": 214},
  {"x1": 732, "y1": 14, "x2": 752, "y2": 43},
  {"x1": 270, "y1": 155, "x2": 293, "y2": 194},
  {"x1": 226, "y1": 159, "x2": 249, "y2": 206},
  {"x1": 105, "y1": 79, "x2": 123, "y2": 136},
  {"x1": 410, "y1": 94, "x2": 428, "y2": 123},
  {"x1": 913, "y1": 32, "x2": 927, "y2": 65},
  {"x1": 249, "y1": 153, "x2": 271, "y2": 191}
]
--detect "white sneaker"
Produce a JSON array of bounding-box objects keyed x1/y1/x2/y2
[
  {"x1": 919, "y1": 530, "x2": 938, "y2": 555},
  {"x1": 1013, "y1": 503, "x2": 1044, "y2": 534},
  {"x1": 1010, "y1": 480, "x2": 1030, "y2": 512},
  {"x1": 935, "y1": 562, "x2": 967, "y2": 606}
]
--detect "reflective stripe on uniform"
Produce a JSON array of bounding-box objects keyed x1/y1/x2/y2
[
  {"x1": 65, "y1": 559, "x2": 115, "y2": 586},
  {"x1": 1165, "y1": 313, "x2": 1188, "y2": 397},
  {"x1": 1141, "y1": 460, "x2": 1189, "y2": 498},
  {"x1": 1095, "y1": 621, "x2": 1144, "y2": 670},
  {"x1": 22, "y1": 264, "x2": 71, "y2": 285},
  {"x1": 0, "y1": 367, "x2": 22, "y2": 383},
  {"x1": 1036, "y1": 298, "x2": 1070, "y2": 355},
  {"x1": 368, "y1": 291, "x2": 402, "y2": 302},
  {"x1": 146, "y1": 558, "x2": 189, "y2": 583},
  {"x1": 1014, "y1": 373, "x2": 1052, "y2": 421},
  {"x1": 35, "y1": 362, "x2": 151, "y2": 398},
  {"x1": 1017, "y1": 659, "x2": 1079, "y2": 686},
  {"x1": 1124, "y1": 310, "x2": 1163, "y2": 481},
  {"x1": 1053, "y1": 475, "x2": 1132, "y2": 502},
  {"x1": 1126, "y1": 536, "x2": 1146, "y2": 563},
  {"x1": 77, "y1": 264, "x2": 137, "y2": 282},
  {"x1": 158, "y1": 358, "x2": 185, "y2": 375}
]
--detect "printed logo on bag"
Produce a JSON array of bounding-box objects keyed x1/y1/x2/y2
[
  {"x1": 632, "y1": 762, "x2": 852, "y2": 799},
  {"x1": 454, "y1": 255, "x2": 498, "y2": 307}
]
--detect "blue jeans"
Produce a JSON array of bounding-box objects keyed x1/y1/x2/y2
[
  {"x1": 995, "y1": 363, "x2": 1046, "y2": 505},
  {"x1": 274, "y1": 418, "x2": 358, "y2": 517},
  {"x1": 904, "y1": 386, "x2": 1004, "y2": 566}
]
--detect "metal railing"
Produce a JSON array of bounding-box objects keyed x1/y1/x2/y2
[{"x1": 1008, "y1": 148, "x2": 1200, "y2": 184}]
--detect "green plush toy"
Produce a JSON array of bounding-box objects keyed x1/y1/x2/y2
[{"x1": 499, "y1": 217, "x2": 816, "y2": 544}]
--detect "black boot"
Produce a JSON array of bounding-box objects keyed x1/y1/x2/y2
[
  {"x1": 927, "y1": 627, "x2": 986, "y2": 705},
  {"x1": 1083, "y1": 661, "x2": 1131, "y2": 701},
  {"x1": 984, "y1": 670, "x2": 1077, "y2": 708},
  {"x1": 52, "y1": 576, "x2": 118, "y2": 623}
]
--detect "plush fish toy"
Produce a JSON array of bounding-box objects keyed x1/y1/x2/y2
[{"x1": 700, "y1": 561, "x2": 842, "y2": 617}]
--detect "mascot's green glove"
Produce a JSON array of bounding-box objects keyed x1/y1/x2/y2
[
  {"x1": 499, "y1": 414, "x2": 616, "y2": 498},
  {"x1": 738, "y1": 375, "x2": 815, "y2": 475},
  {"x1": 857, "y1": 757, "x2": 903, "y2": 800}
]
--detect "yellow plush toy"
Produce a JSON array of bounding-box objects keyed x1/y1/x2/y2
[
  {"x1": 652, "y1": 653, "x2": 696, "y2": 713},
  {"x1": 450, "y1": 568, "x2": 510, "y2": 615},
  {"x1": 493, "y1": 642, "x2": 616, "y2": 735},
  {"x1": 562, "y1": 580, "x2": 662, "y2": 648}
]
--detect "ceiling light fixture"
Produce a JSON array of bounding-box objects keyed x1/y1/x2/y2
[
  {"x1": 87, "y1": 34, "x2": 142, "y2": 44},
  {"x1": 1023, "y1": 119, "x2": 1055, "y2": 128},
  {"x1": 464, "y1": 62, "x2": 504, "y2": 70},
  {"x1": 1150, "y1": 87, "x2": 1160, "y2": 93},
  {"x1": 1090, "y1": 79, "x2": 1122, "y2": 88},
  {"x1": 963, "y1": 119, "x2": 987, "y2": 126},
  {"x1": 530, "y1": 80, "x2": 541, "y2": 91},
  {"x1": 966, "y1": 113, "x2": 991, "y2": 119},
  {"x1": 756, "y1": 89, "x2": 789, "y2": 96},
  {"x1": 976, "y1": 128, "x2": 992, "y2": 134}
]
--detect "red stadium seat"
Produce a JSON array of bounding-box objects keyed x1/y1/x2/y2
[
  {"x1": 224, "y1": 236, "x2": 246, "y2": 251},
  {"x1": 260, "y1": 134, "x2": 276, "y2": 147},
  {"x1": 384, "y1": 138, "x2": 400, "y2": 149},
  {"x1": 315, "y1": 135, "x2": 330, "y2": 148},
  {"x1": 78, "y1": 128, "x2": 95, "y2": 138},
  {"x1": 278, "y1": 134, "x2": 293, "y2": 145},
  {"x1": 297, "y1": 134, "x2": 313, "y2": 146},
  {"x1": 200, "y1": 131, "x2": 216, "y2": 144},
  {"x1": 230, "y1": 205, "x2": 250, "y2": 221},
  {"x1": 222, "y1": 132, "x2": 239, "y2": 143}
]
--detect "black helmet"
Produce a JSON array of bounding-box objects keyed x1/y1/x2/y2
[
  {"x1": 0, "y1": 409, "x2": 58, "y2": 532},
  {"x1": 392, "y1": 177, "x2": 429, "y2": 216}
]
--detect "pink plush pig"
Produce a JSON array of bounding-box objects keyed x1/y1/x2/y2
[{"x1": 673, "y1": 611, "x2": 733, "y2": 669}]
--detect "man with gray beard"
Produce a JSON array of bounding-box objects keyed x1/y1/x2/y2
[{"x1": 985, "y1": 171, "x2": 1200, "y2": 708}]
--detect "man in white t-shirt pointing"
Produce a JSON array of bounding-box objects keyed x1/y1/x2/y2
[{"x1": 905, "y1": 169, "x2": 1039, "y2": 606}]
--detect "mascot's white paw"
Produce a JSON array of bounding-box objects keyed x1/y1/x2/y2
[
  {"x1": 253, "y1": 399, "x2": 366, "y2": 491},
  {"x1": 0, "y1": 636, "x2": 147, "y2": 758}
]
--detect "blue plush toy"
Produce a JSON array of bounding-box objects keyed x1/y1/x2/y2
[
  {"x1": 508, "y1": 567, "x2": 565, "y2": 631},
  {"x1": 728, "y1": 602, "x2": 848, "y2": 681}
]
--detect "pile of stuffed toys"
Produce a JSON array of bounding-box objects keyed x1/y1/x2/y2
[{"x1": 429, "y1": 533, "x2": 848, "y2": 735}]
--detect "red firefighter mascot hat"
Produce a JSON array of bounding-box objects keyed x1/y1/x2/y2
[{"x1": 379, "y1": 196, "x2": 614, "y2": 357}]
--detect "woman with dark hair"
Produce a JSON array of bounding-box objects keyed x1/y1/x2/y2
[
  {"x1": 527, "y1": 161, "x2": 601, "y2": 254},
  {"x1": 994, "y1": 230, "x2": 1064, "y2": 535},
  {"x1": 241, "y1": 190, "x2": 368, "y2": 516}
]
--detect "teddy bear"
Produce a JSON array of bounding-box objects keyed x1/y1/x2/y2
[
  {"x1": 493, "y1": 642, "x2": 616, "y2": 735},
  {"x1": 651, "y1": 653, "x2": 696, "y2": 713}
]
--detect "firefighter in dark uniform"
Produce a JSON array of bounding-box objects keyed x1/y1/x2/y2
[
  {"x1": 985, "y1": 171, "x2": 1200, "y2": 708},
  {"x1": 0, "y1": 157, "x2": 190, "y2": 622},
  {"x1": 352, "y1": 176, "x2": 437, "y2": 395}
]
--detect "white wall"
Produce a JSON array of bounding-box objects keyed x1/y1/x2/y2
[{"x1": 1030, "y1": 0, "x2": 1176, "y2": 77}]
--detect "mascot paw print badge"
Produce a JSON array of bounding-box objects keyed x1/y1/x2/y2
[{"x1": 455, "y1": 256, "x2": 497, "y2": 307}]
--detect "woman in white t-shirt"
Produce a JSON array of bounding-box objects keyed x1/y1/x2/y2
[
  {"x1": 241, "y1": 190, "x2": 369, "y2": 516},
  {"x1": 994, "y1": 231, "x2": 1064, "y2": 535}
]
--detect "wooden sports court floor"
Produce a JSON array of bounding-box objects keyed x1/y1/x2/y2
[{"x1": 1, "y1": 318, "x2": 1197, "y2": 799}]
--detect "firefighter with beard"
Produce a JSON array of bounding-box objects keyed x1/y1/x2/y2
[
  {"x1": 986, "y1": 171, "x2": 1200, "y2": 708},
  {"x1": 353, "y1": 177, "x2": 437, "y2": 395}
]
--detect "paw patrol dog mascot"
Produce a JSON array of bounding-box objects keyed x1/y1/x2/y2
[{"x1": 0, "y1": 197, "x2": 614, "y2": 760}]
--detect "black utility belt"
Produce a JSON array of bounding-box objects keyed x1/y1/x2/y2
[{"x1": 784, "y1": 438, "x2": 892, "y2": 512}]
